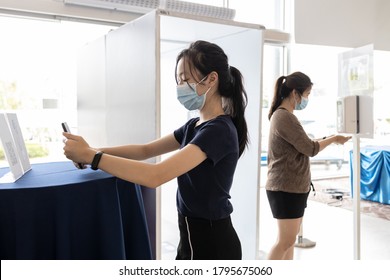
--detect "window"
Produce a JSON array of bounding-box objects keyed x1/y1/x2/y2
[{"x1": 0, "y1": 16, "x2": 117, "y2": 166}]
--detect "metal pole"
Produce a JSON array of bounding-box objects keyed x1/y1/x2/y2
[
  {"x1": 352, "y1": 134, "x2": 361, "y2": 259},
  {"x1": 294, "y1": 222, "x2": 316, "y2": 248}
]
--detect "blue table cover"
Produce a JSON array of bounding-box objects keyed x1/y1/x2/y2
[
  {"x1": 350, "y1": 146, "x2": 390, "y2": 205},
  {"x1": 0, "y1": 161, "x2": 152, "y2": 260}
]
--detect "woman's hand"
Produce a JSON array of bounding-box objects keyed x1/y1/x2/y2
[
  {"x1": 63, "y1": 132, "x2": 96, "y2": 165},
  {"x1": 335, "y1": 135, "x2": 352, "y2": 145}
]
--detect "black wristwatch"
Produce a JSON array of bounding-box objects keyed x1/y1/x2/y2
[{"x1": 91, "y1": 151, "x2": 103, "y2": 170}]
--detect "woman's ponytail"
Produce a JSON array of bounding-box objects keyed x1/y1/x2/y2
[
  {"x1": 228, "y1": 66, "x2": 248, "y2": 157},
  {"x1": 268, "y1": 76, "x2": 286, "y2": 120}
]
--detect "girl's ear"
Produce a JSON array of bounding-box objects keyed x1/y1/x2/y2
[{"x1": 208, "y1": 71, "x2": 218, "y2": 84}]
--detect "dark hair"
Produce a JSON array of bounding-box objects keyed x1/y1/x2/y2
[
  {"x1": 175, "y1": 40, "x2": 248, "y2": 157},
  {"x1": 268, "y1": 71, "x2": 313, "y2": 120}
]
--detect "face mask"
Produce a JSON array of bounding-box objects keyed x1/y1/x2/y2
[
  {"x1": 295, "y1": 96, "x2": 309, "y2": 110},
  {"x1": 176, "y1": 76, "x2": 210, "y2": 111}
]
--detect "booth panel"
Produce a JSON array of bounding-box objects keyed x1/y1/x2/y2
[
  {"x1": 105, "y1": 12, "x2": 158, "y2": 146},
  {"x1": 77, "y1": 10, "x2": 264, "y2": 260},
  {"x1": 77, "y1": 36, "x2": 107, "y2": 146}
]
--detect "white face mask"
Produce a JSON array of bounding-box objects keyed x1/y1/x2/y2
[{"x1": 176, "y1": 76, "x2": 211, "y2": 111}]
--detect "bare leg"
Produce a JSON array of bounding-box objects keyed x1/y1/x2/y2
[
  {"x1": 267, "y1": 217, "x2": 302, "y2": 260},
  {"x1": 283, "y1": 243, "x2": 295, "y2": 260}
]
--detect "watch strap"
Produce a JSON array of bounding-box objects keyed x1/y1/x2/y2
[{"x1": 91, "y1": 151, "x2": 103, "y2": 170}]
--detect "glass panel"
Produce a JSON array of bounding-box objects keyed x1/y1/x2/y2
[{"x1": 373, "y1": 50, "x2": 390, "y2": 141}]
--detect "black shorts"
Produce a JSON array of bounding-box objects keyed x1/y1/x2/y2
[
  {"x1": 266, "y1": 190, "x2": 310, "y2": 219},
  {"x1": 176, "y1": 213, "x2": 242, "y2": 260}
]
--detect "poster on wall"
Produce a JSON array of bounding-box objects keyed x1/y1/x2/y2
[{"x1": 0, "y1": 113, "x2": 31, "y2": 183}]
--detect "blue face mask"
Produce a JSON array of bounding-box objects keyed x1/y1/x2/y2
[
  {"x1": 295, "y1": 96, "x2": 309, "y2": 110},
  {"x1": 176, "y1": 76, "x2": 210, "y2": 111}
]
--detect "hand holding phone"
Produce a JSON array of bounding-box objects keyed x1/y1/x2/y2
[{"x1": 62, "y1": 122, "x2": 86, "y2": 169}]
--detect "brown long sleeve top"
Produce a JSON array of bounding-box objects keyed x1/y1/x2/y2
[{"x1": 265, "y1": 108, "x2": 320, "y2": 193}]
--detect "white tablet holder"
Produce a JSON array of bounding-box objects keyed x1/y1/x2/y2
[{"x1": 0, "y1": 112, "x2": 31, "y2": 183}]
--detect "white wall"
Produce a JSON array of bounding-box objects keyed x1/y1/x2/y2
[{"x1": 295, "y1": 0, "x2": 390, "y2": 51}]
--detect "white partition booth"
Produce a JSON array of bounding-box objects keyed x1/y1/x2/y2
[{"x1": 77, "y1": 10, "x2": 264, "y2": 260}]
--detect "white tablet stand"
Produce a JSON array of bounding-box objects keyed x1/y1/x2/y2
[{"x1": 0, "y1": 113, "x2": 31, "y2": 183}]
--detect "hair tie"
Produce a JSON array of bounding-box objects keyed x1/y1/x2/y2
[{"x1": 228, "y1": 65, "x2": 235, "y2": 86}]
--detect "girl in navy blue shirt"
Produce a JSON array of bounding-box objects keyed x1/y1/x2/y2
[{"x1": 63, "y1": 40, "x2": 249, "y2": 260}]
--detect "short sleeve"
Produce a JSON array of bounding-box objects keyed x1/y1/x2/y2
[
  {"x1": 190, "y1": 117, "x2": 238, "y2": 165},
  {"x1": 174, "y1": 118, "x2": 198, "y2": 145}
]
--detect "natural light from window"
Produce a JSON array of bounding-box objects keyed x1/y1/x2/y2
[{"x1": 0, "y1": 16, "x2": 116, "y2": 166}]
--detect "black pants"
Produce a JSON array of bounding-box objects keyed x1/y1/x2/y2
[{"x1": 176, "y1": 213, "x2": 242, "y2": 260}]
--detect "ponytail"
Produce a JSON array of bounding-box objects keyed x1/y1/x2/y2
[
  {"x1": 268, "y1": 76, "x2": 286, "y2": 120},
  {"x1": 268, "y1": 72, "x2": 313, "y2": 120},
  {"x1": 227, "y1": 66, "x2": 248, "y2": 157}
]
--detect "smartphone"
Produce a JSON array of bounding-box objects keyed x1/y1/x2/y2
[
  {"x1": 61, "y1": 122, "x2": 85, "y2": 169},
  {"x1": 61, "y1": 122, "x2": 71, "y2": 133}
]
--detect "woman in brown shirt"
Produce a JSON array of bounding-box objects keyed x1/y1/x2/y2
[{"x1": 265, "y1": 72, "x2": 351, "y2": 260}]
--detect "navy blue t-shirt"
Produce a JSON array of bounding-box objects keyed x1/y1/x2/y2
[{"x1": 173, "y1": 115, "x2": 239, "y2": 220}]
